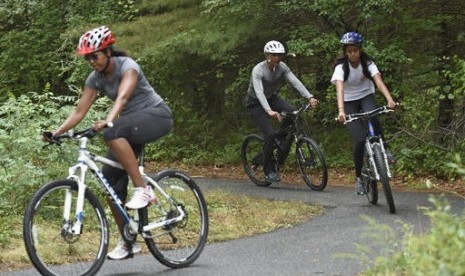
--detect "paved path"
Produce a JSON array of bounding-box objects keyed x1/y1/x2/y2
[{"x1": 3, "y1": 178, "x2": 464, "y2": 276}]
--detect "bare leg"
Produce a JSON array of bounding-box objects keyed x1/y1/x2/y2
[
  {"x1": 107, "y1": 198, "x2": 125, "y2": 233},
  {"x1": 106, "y1": 138, "x2": 145, "y2": 188}
]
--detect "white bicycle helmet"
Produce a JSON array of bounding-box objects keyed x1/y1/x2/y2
[{"x1": 264, "y1": 40, "x2": 285, "y2": 54}]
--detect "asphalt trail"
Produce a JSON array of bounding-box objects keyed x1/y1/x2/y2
[{"x1": 4, "y1": 178, "x2": 464, "y2": 276}]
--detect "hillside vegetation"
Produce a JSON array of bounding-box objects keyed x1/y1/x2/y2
[{"x1": 0, "y1": 0, "x2": 464, "y2": 247}]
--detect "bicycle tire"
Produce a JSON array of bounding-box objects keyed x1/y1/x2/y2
[
  {"x1": 362, "y1": 167, "x2": 378, "y2": 205},
  {"x1": 295, "y1": 136, "x2": 328, "y2": 191},
  {"x1": 23, "y1": 180, "x2": 109, "y2": 276},
  {"x1": 373, "y1": 144, "x2": 396, "y2": 213},
  {"x1": 141, "y1": 169, "x2": 209, "y2": 268},
  {"x1": 241, "y1": 134, "x2": 272, "y2": 186}
]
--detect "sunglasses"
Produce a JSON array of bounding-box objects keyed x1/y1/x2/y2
[{"x1": 84, "y1": 51, "x2": 104, "y2": 62}]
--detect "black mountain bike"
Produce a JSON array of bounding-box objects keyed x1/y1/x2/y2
[
  {"x1": 241, "y1": 104, "x2": 328, "y2": 191},
  {"x1": 344, "y1": 105, "x2": 396, "y2": 213}
]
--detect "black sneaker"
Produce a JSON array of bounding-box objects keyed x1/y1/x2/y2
[
  {"x1": 355, "y1": 177, "x2": 365, "y2": 195},
  {"x1": 265, "y1": 172, "x2": 281, "y2": 182},
  {"x1": 385, "y1": 149, "x2": 396, "y2": 164}
]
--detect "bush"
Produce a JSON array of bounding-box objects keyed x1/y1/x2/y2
[
  {"x1": 363, "y1": 197, "x2": 465, "y2": 275},
  {"x1": 0, "y1": 88, "x2": 109, "y2": 247},
  {"x1": 359, "y1": 157, "x2": 465, "y2": 275}
]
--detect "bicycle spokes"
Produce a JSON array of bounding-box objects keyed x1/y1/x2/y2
[
  {"x1": 143, "y1": 170, "x2": 208, "y2": 268},
  {"x1": 296, "y1": 137, "x2": 328, "y2": 191},
  {"x1": 241, "y1": 134, "x2": 271, "y2": 186},
  {"x1": 252, "y1": 153, "x2": 264, "y2": 169},
  {"x1": 24, "y1": 181, "x2": 108, "y2": 276}
]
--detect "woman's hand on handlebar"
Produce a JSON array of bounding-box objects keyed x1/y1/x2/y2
[
  {"x1": 337, "y1": 111, "x2": 346, "y2": 124},
  {"x1": 387, "y1": 100, "x2": 397, "y2": 109},
  {"x1": 42, "y1": 131, "x2": 60, "y2": 144},
  {"x1": 92, "y1": 120, "x2": 109, "y2": 132},
  {"x1": 267, "y1": 110, "x2": 282, "y2": 122},
  {"x1": 42, "y1": 131, "x2": 54, "y2": 142}
]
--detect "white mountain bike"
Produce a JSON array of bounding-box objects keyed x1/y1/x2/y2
[{"x1": 23, "y1": 126, "x2": 209, "y2": 276}]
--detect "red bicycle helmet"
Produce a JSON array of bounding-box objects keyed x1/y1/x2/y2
[{"x1": 77, "y1": 26, "x2": 115, "y2": 55}]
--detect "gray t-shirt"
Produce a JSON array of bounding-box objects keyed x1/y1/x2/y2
[
  {"x1": 85, "y1": 56, "x2": 163, "y2": 115},
  {"x1": 247, "y1": 61, "x2": 313, "y2": 111}
]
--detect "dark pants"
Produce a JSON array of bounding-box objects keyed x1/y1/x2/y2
[
  {"x1": 344, "y1": 94, "x2": 384, "y2": 177},
  {"x1": 102, "y1": 102, "x2": 173, "y2": 200},
  {"x1": 247, "y1": 95, "x2": 295, "y2": 174}
]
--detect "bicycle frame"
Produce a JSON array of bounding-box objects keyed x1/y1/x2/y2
[
  {"x1": 274, "y1": 104, "x2": 311, "y2": 163},
  {"x1": 62, "y1": 133, "x2": 185, "y2": 237}
]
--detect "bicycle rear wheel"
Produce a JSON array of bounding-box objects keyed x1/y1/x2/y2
[
  {"x1": 23, "y1": 180, "x2": 108, "y2": 276},
  {"x1": 373, "y1": 144, "x2": 396, "y2": 213},
  {"x1": 241, "y1": 134, "x2": 272, "y2": 186},
  {"x1": 295, "y1": 136, "x2": 328, "y2": 191},
  {"x1": 141, "y1": 170, "x2": 209, "y2": 268}
]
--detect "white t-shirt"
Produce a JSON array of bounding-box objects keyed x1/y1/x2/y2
[{"x1": 331, "y1": 61, "x2": 379, "y2": 101}]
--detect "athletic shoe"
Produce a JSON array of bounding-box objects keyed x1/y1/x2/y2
[
  {"x1": 386, "y1": 149, "x2": 396, "y2": 164},
  {"x1": 355, "y1": 177, "x2": 365, "y2": 195},
  {"x1": 125, "y1": 185, "x2": 156, "y2": 209},
  {"x1": 107, "y1": 239, "x2": 142, "y2": 260},
  {"x1": 265, "y1": 172, "x2": 281, "y2": 182}
]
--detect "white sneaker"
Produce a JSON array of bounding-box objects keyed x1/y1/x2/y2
[
  {"x1": 107, "y1": 239, "x2": 142, "y2": 260},
  {"x1": 125, "y1": 186, "x2": 156, "y2": 209}
]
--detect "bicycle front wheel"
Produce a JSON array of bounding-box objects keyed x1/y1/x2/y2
[
  {"x1": 241, "y1": 134, "x2": 272, "y2": 186},
  {"x1": 373, "y1": 144, "x2": 396, "y2": 214},
  {"x1": 296, "y1": 136, "x2": 328, "y2": 191},
  {"x1": 23, "y1": 180, "x2": 108, "y2": 276},
  {"x1": 141, "y1": 169, "x2": 209, "y2": 268}
]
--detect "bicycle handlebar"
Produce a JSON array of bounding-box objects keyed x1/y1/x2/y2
[
  {"x1": 42, "y1": 122, "x2": 114, "y2": 146},
  {"x1": 281, "y1": 103, "x2": 311, "y2": 118},
  {"x1": 334, "y1": 103, "x2": 399, "y2": 123},
  {"x1": 334, "y1": 105, "x2": 394, "y2": 123}
]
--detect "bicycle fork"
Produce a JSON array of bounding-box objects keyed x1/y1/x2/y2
[
  {"x1": 365, "y1": 121, "x2": 392, "y2": 180},
  {"x1": 365, "y1": 140, "x2": 392, "y2": 180},
  {"x1": 63, "y1": 163, "x2": 88, "y2": 236}
]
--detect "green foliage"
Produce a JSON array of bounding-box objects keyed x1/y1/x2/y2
[
  {"x1": 1, "y1": 0, "x2": 465, "y2": 180},
  {"x1": 116, "y1": 0, "x2": 140, "y2": 21},
  {"x1": 0, "y1": 89, "x2": 110, "y2": 247},
  {"x1": 351, "y1": 159, "x2": 465, "y2": 275},
  {"x1": 361, "y1": 197, "x2": 465, "y2": 275}
]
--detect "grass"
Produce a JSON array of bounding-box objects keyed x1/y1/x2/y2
[{"x1": 0, "y1": 189, "x2": 323, "y2": 272}]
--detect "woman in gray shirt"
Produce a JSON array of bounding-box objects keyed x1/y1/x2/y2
[
  {"x1": 44, "y1": 26, "x2": 173, "y2": 260},
  {"x1": 245, "y1": 40, "x2": 319, "y2": 182}
]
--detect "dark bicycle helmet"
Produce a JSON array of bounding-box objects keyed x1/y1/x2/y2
[
  {"x1": 340, "y1": 32, "x2": 363, "y2": 46},
  {"x1": 77, "y1": 26, "x2": 115, "y2": 55}
]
